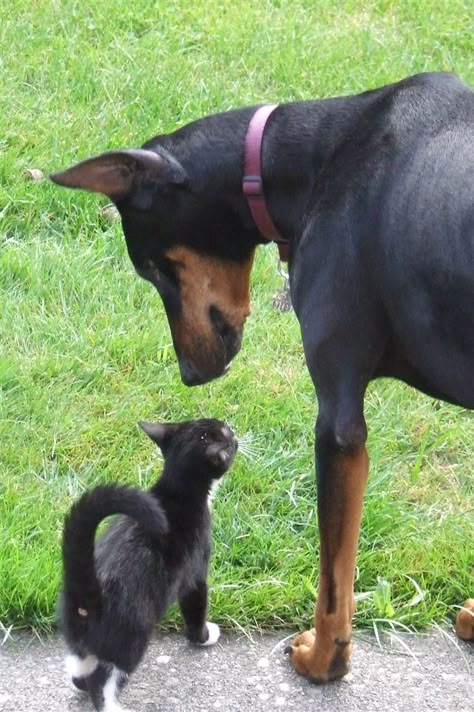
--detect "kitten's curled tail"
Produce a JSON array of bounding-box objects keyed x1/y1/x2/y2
[{"x1": 62, "y1": 484, "x2": 168, "y2": 617}]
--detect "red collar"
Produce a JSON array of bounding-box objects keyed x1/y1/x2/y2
[{"x1": 242, "y1": 105, "x2": 289, "y2": 261}]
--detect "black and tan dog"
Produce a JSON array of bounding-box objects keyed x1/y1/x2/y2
[{"x1": 52, "y1": 72, "x2": 474, "y2": 682}]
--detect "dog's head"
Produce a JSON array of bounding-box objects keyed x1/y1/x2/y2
[{"x1": 51, "y1": 144, "x2": 257, "y2": 385}]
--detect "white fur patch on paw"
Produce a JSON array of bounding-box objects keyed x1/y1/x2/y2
[
  {"x1": 200, "y1": 621, "x2": 220, "y2": 646},
  {"x1": 65, "y1": 653, "x2": 98, "y2": 679},
  {"x1": 103, "y1": 702, "x2": 126, "y2": 712},
  {"x1": 103, "y1": 667, "x2": 127, "y2": 712}
]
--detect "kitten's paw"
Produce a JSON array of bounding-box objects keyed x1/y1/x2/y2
[
  {"x1": 71, "y1": 676, "x2": 88, "y2": 692},
  {"x1": 102, "y1": 702, "x2": 128, "y2": 712},
  {"x1": 200, "y1": 621, "x2": 220, "y2": 646},
  {"x1": 66, "y1": 653, "x2": 98, "y2": 679},
  {"x1": 66, "y1": 653, "x2": 98, "y2": 691}
]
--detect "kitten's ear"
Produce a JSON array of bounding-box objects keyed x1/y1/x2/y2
[{"x1": 138, "y1": 421, "x2": 179, "y2": 452}]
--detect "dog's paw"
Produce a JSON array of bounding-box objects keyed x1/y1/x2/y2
[
  {"x1": 455, "y1": 599, "x2": 474, "y2": 641},
  {"x1": 285, "y1": 628, "x2": 351, "y2": 683},
  {"x1": 199, "y1": 622, "x2": 220, "y2": 646}
]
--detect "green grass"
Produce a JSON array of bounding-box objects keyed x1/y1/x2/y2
[{"x1": 0, "y1": 0, "x2": 473, "y2": 633}]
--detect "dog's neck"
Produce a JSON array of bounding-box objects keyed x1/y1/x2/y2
[
  {"x1": 261, "y1": 95, "x2": 371, "y2": 244},
  {"x1": 156, "y1": 94, "x2": 371, "y2": 256}
]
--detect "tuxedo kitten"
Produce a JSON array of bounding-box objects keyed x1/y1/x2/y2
[{"x1": 59, "y1": 418, "x2": 238, "y2": 711}]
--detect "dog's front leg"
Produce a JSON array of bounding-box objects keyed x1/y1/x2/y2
[{"x1": 288, "y1": 396, "x2": 369, "y2": 682}]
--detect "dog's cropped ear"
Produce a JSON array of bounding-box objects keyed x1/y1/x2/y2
[
  {"x1": 138, "y1": 421, "x2": 180, "y2": 453},
  {"x1": 50, "y1": 148, "x2": 188, "y2": 200}
]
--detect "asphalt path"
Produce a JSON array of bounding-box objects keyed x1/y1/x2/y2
[{"x1": 0, "y1": 628, "x2": 472, "y2": 711}]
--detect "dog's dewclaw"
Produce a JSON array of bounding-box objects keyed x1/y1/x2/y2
[{"x1": 272, "y1": 287, "x2": 293, "y2": 312}]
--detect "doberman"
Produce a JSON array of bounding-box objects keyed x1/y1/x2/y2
[{"x1": 51, "y1": 71, "x2": 474, "y2": 682}]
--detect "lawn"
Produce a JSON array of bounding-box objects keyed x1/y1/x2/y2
[{"x1": 0, "y1": 0, "x2": 472, "y2": 633}]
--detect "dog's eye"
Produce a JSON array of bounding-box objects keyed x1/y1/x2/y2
[
  {"x1": 136, "y1": 259, "x2": 160, "y2": 284},
  {"x1": 157, "y1": 258, "x2": 179, "y2": 284}
]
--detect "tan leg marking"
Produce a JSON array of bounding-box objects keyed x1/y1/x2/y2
[
  {"x1": 455, "y1": 598, "x2": 474, "y2": 640},
  {"x1": 289, "y1": 447, "x2": 369, "y2": 682}
]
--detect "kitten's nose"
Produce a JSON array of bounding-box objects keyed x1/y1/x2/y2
[{"x1": 222, "y1": 425, "x2": 238, "y2": 451}]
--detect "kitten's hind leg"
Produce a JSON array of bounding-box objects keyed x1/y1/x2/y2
[
  {"x1": 87, "y1": 662, "x2": 129, "y2": 712},
  {"x1": 179, "y1": 581, "x2": 220, "y2": 646}
]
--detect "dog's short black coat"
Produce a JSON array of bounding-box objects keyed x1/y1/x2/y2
[{"x1": 52, "y1": 71, "x2": 474, "y2": 682}]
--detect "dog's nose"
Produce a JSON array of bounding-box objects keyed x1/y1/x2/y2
[{"x1": 180, "y1": 359, "x2": 204, "y2": 386}]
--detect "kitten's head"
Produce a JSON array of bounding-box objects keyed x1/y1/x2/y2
[{"x1": 139, "y1": 418, "x2": 238, "y2": 479}]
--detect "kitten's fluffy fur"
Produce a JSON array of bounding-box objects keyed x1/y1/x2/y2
[{"x1": 59, "y1": 418, "x2": 238, "y2": 711}]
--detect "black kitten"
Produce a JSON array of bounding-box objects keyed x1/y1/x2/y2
[{"x1": 59, "y1": 418, "x2": 238, "y2": 711}]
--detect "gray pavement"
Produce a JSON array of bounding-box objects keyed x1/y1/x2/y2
[{"x1": 0, "y1": 628, "x2": 472, "y2": 711}]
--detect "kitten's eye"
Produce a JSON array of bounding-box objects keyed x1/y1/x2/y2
[{"x1": 200, "y1": 432, "x2": 208, "y2": 441}]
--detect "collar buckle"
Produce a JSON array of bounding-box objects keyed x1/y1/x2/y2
[{"x1": 242, "y1": 175, "x2": 263, "y2": 197}]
